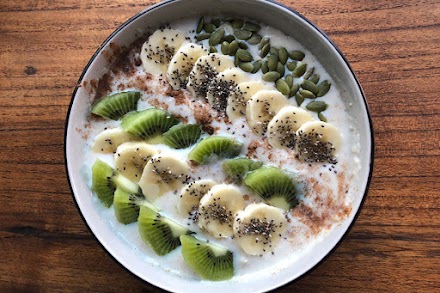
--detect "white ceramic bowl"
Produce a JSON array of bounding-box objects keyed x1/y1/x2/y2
[{"x1": 65, "y1": 0, "x2": 374, "y2": 292}]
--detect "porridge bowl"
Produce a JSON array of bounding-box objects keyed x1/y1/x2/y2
[{"x1": 65, "y1": 0, "x2": 374, "y2": 292}]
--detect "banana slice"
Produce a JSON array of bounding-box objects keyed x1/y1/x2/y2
[
  {"x1": 267, "y1": 106, "x2": 314, "y2": 150},
  {"x1": 167, "y1": 43, "x2": 209, "y2": 90},
  {"x1": 206, "y1": 68, "x2": 250, "y2": 114},
  {"x1": 246, "y1": 90, "x2": 289, "y2": 134},
  {"x1": 226, "y1": 81, "x2": 266, "y2": 121},
  {"x1": 187, "y1": 54, "x2": 234, "y2": 98},
  {"x1": 92, "y1": 128, "x2": 140, "y2": 153},
  {"x1": 114, "y1": 142, "x2": 157, "y2": 183},
  {"x1": 140, "y1": 29, "x2": 186, "y2": 75},
  {"x1": 198, "y1": 184, "x2": 245, "y2": 238},
  {"x1": 295, "y1": 120, "x2": 342, "y2": 164},
  {"x1": 138, "y1": 154, "x2": 190, "y2": 201},
  {"x1": 233, "y1": 203, "x2": 287, "y2": 256},
  {"x1": 178, "y1": 179, "x2": 216, "y2": 218}
]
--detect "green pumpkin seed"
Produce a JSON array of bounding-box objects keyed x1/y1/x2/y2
[
  {"x1": 317, "y1": 80, "x2": 331, "y2": 97},
  {"x1": 308, "y1": 74, "x2": 320, "y2": 84},
  {"x1": 306, "y1": 101, "x2": 327, "y2": 112},
  {"x1": 236, "y1": 49, "x2": 253, "y2": 62},
  {"x1": 221, "y1": 41, "x2": 230, "y2": 55},
  {"x1": 290, "y1": 84, "x2": 300, "y2": 97},
  {"x1": 224, "y1": 35, "x2": 235, "y2": 43},
  {"x1": 234, "y1": 29, "x2": 252, "y2": 40},
  {"x1": 258, "y1": 37, "x2": 270, "y2": 49},
  {"x1": 318, "y1": 112, "x2": 327, "y2": 122},
  {"x1": 278, "y1": 47, "x2": 288, "y2": 64},
  {"x1": 204, "y1": 23, "x2": 216, "y2": 33},
  {"x1": 209, "y1": 28, "x2": 225, "y2": 46},
  {"x1": 270, "y1": 47, "x2": 279, "y2": 56},
  {"x1": 238, "y1": 42, "x2": 248, "y2": 49},
  {"x1": 196, "y1": 33, "x2": 211, "y2": 41},
  {"x1": 262, "y1": 71, "x2": 281, "y2": 82},
  {"x1": 239, "y1": 62, "x2": 254, "y2": 73},
  {"x1": 261, "y1": 60, "x2": 269, "y2": 74},
  {"x1": 243, "y1": 21, "x2": 261, "y2": 32},
  {"x1": 209, "y1": 46, "x2": 217, "y2": 53},
  {"x1": 267, "y1": 54, "x2": 278, "y2": 71},
  {"x1": 247, "y1": 33, "x2": 262, "y2": 45},
  {"x1": 232, "y1": 19, "x2": 244, "y2": 29},
  {"x1": 196, "y1": 17, "x2": 204, "y2": 34},
  {"x1": 293, "y1": 63, "x2": 307, "y2": 77},
  {"x1": 285, "y1": 75, "x2": 293, "y2": 88},
  {"x1": 289, "y1": 50, "x2": 305, "y2": 61},
  {"x1": 301, "y1": 80, "x2": 319, "y2": 95},
  {"x1": 303, "y1": 67, "x2": 314, "y2": 80},
  {"x1": 260, "y1": 43, "x2": 270, "y2": 57},
  {"x1": 234, "y1": 55, "x2": 239, "y2": 66},
  {"x1": 276, "y1": 79, "x2": 290, "y2": 95},
  {"x1": 287, "y1": 61, "x2": 297, "y2": 71},
  {"x1": 300, "y1": 89, "x2": 316, "y2": 99},
  {"x1": 223, "y1": 17, "x2": 234, "y2": 22},
  {"x1": 295, "y1": 93, "x2": 304, "y2": 106},
  {"x1": 228, "y1": 40, "x2": 239, "y2": 56},
  {"x1": 212, "y1": 17, "x2": 221, "y2": 27},
  {"x1": 251, "y1": 60, "x2": 262, "y2": 74},
  {"x1": 276, "y1": 62, "x2": 285, "y2": 77}
]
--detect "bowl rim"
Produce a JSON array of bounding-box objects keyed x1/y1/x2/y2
[{"x1": 64, "y1": 0, "x2": 375, "y2": 291}]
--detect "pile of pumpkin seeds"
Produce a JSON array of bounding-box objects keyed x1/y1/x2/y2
[{"x1": 194, "y1": 16, "x2": 332, "y2": 121}]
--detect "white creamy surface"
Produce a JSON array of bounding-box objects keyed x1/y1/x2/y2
[{"x1": 81, "y1": 16, "x2": 361, "y2": 281}]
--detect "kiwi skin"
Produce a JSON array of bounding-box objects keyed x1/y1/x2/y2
[
  {"x1": 222, "y1": 157, "x2": 263, "y2": 182},
  {"x1": 91, "y1": 159, "x2": 116, "y2": 208},
  {"x1": 180, "y1": 235, "x2": 234, "y2": 281},
  {"x1": 91, "y1": 91, "x2": 140, "y2": 120},
  {"x1": 163, "y1": 124, "x2": 202, "y2": 149},
  {"x1": 188, "y1": 136, "x2": 242, "y2": 164}
]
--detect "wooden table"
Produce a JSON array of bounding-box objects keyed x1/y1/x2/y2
[{"x1": 1, "y1": 0, "x2": 439, "y2": 291}]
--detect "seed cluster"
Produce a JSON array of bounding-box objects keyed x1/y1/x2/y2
[
  {"x1": 187, "y1": 55, "x2": 220, "y2": 97},
  {"x1": 169, "y1": 45, "x2": 208, "y2": 88},
  {"x1": 235, "y1": 217, "x2": 283, "y2": 253},
  {"x1": 228, "y1": 86, "x2": 248, "y2": 115},
  {"x1": 208, "y1": 77, "x2": 238, "y2": 115},
  {"x1": 200, "y1": 197, "x2": 233, "y2": 227},
  {"x1": 268, "y1": 116, "x2": 298, "y2": 149},
  {"x1": 144, "y1": 31, "x2": 181, "y2": 65},
  {"x1": 150, "y1": 157, "x2": 188, "y2": 184},
  {"x1": 296, "y1": 128, "x2": 337, "y2": 164}
]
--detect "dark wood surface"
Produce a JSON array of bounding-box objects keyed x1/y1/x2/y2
[{"x1": 1, "y1": 0, "x2": 439, "y2": 291}]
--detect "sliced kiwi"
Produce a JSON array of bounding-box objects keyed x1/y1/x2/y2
[
  {"x1": 244, "y1": 166, "x2": 298, "y2": 210},
  {"x1": 163, "y1": 124, "x2": 202, "y2": 149},
  {"x1": 188, "y1": 136, "x2": 242, "y2": 164},
  {"x1": 121, "y1": 108, "x2": 179, "y2": 139},
  {"x1": 222, "y1": 157, "x2": 263, "y2": 182},
  {"x1": 138, "y1": 206, "x2": 190, "y2": 256},
  {"x1": 91, "y1": 159, "x2": 116, "y2": 207},
  {"x1": 180, "y1": 235, "x2": 234, "y2": 281},
  {"x1": 112, "y1": 173, "x2": 140, "y2": 194},
  {"x1": 91, "y1": 91, "x2": 141, "y2": 120},
  {"x1": 113, "y1": 188, "x2": 154, "y2": 224}
]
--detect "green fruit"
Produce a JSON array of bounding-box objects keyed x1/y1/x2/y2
[
  {"x1": 91, "y1": 91, "x2": 140, "y2": 120},
  {"x1": 180, "y1": 235, "x2": 234, "y2": 281},
  {"x1": 163, "y1": 124, "x2": 202, "y2": 149},
  {"x1": 121, "y1": 108, "x2": 179, "y2": 139},
  {"x1": 244, "y1": 166, "x2": 298, "y2": 210},
  {"x1": 91, "y1": 159, "x2": 116, "y2": 207},
  {"x1": 113, "y1": 188, "x2": 150, "y2": 224},
  {"x1": 222, "y1": 158, "x2": 263, "y2": 182},
  {"x1": 188, "y1": 136, "x2": 242, "y2": 164},
  {"x1": 138, "y1": 206, "x2": 190, "y2": 256}
]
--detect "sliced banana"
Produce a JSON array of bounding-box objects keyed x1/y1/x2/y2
[
  {"x1": 167, "y1": 43, "x2": 209, "y2": 90},
  {"x1": 233, "y1": 203, "x2": 287, "y2": 256},
  {"x1": 296, "y1": 120, "x2": 342, "y2": 163},
  {"x1": 140, "y1": 28, "x2": 186, "y2": 76},
  {"x1": 267, "y1": 106, "x2": 314, "y2": 150},
  {"x1": 114, "y1": 142, "x2": 157, "y2": 183},
  {"x1": 187, "y1": 54, "x2": 234, "y2": 98},
  {"x1": 178, "y1": 179, "x2": 216, "y2": 218},
  {"x1": 92, "y1": 128, "x2": 140, "y2": 153},
  {"x1": 198, "y1": 184, "x2": 245, "y2": 238},
  {"x1": 138, "y1": 154, "x2": 190, "y2": 201},
  {"x1": 206, "y1": 68, "x2": 250, "y2": 114},
  {"x1": 246, "y1": 90, "x2": 289, "y2": 134},
  {"x1": 226, "y1": 81, "x2": 266, "y2": 121}
]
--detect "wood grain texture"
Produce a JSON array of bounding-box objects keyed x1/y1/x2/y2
[{"x1": 0, "y1": 0, "x2": 439, "y2": 292}]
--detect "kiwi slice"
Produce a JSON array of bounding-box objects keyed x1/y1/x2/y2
[
  {"x1": 91, "y1": 91, "x2": 141, "y2": 120},
  {"x1": 112, "y1": 173, "x2": 140, "y2": 194},
  {"x1": 91, "y1": 159, "x2": 116, "y2": 207},
  {"x1": 188, "y1": 136, "x2": 242, "y2": 164},
  {"x1": 222, "y1": 157, "x2": 263, "y2": 182},
  {"x1": 180, "y1": 235, "x2": 234, "y2": 281},
  {"x1": 138, "y1": 206, "x2": 190, "y2": 256},
  {"x1": 244, "y1": 166, "x2": 298, "y2": 210},
  {"x1": 121, "y1": 108, "x2": 180, "y2": 139},
  {"x1": 113, "y1": 188, "x2": 153, "y2": 224},
  {"x1": 163, "y1": 124, "x2": 202, "y2": 149}
]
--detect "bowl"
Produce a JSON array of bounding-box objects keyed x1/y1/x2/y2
[{"x1": 65, "y1": 0, "x2": 374, "y2": 292}]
